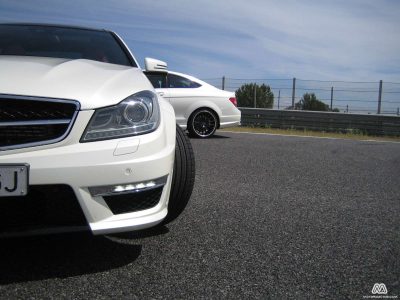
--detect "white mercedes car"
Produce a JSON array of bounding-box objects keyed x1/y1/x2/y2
[
  {"x1": 0, "y1": 24, "x2": 195, "y2": 237},
  {"x1": 143, "y1": 58, "x2": 241, "y2": 138}
]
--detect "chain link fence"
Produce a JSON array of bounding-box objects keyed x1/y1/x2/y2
[{"x1": 202, "y1": 77, "x2": 400, "y2": 115}]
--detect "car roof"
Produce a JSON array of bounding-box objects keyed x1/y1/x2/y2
[
  {"x1": 0, "y1": 23, "x2": 110, "y2": 33},
  {"x1": 168, "y1": 70, "x2": 211, "y2": 87},
  {"x1": 168, "y1": 71, "x2": 235, "y2": 94}
]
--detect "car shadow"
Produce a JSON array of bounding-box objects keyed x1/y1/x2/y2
[
  {"x1": 210, "y1": 134, "x2": 231, "y2": 139},
  {"x1": 0, "y1": 231, "x2": 147, "y2": 285},
  {"x1": 109, "y1": 225, "x2": 169, "y2": 240},
  {"x1": 187, "y1": 134, "x2": 231, "y2": 139}
]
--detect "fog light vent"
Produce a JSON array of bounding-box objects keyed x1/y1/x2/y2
[{"x1": 103, "y1": 186, "x2": 163, "y2": 214}]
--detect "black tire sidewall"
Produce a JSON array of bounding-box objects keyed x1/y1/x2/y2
[{"x1": 163, "y1": 125, "x2": 195, "y2": 224}]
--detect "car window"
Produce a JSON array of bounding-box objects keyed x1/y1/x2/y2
[
  {"x1": 145, "y1": 73, "x2": 167, "y2": 88},
  {"x1": 0, "y1": 24, "x2": 133, "y2": 66},
  {"x1": 167, "y1": 74, "x2": 201, "y2": 88}
]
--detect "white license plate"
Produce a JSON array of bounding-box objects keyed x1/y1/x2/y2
[{"x1": 0, "y1": 164, "x2": 29, "y2": 197}]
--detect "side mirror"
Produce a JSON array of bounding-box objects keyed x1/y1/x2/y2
[{"x1": 144, "y1": 57, "x2": 168, "y2": 72}]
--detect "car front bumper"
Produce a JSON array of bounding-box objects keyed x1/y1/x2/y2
[{"x1": 0, "y1": 109, "x2": 176, "y2": 236}]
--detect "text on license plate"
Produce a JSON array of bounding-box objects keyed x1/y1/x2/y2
[{"x1": 0, "y1": 164, "x2": 29, "y2": 197}]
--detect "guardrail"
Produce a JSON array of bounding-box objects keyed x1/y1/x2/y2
[{"x1": 239, "y1": 108, "x2": 400, "y2": 136}]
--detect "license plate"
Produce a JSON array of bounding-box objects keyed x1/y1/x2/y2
[{"x1": 0, "y1": 164, "x2": 29, "y2": 197}]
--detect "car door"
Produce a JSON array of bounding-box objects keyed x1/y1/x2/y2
[
  {"x1": 166, "y1": 73, "x2": 202, "y2": 127},
  {"x1": 144, "y1": 72, "x2": 169, "y2": 99}
]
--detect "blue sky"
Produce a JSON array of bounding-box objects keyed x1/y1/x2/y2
[{"x1": 1, "y1": 0, "x2": 399, "y2": 83}]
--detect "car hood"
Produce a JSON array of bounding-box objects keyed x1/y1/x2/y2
[{"x1": 0, "y1": 56, "x2": 153, "y2": 110}]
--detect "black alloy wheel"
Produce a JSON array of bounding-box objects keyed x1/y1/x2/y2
[{"x1": 189, "y1": 109, "x2": 217, "y2": 138}]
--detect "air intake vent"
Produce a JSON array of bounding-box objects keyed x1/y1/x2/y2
[
  {"x1": 0, "y1": 184, "x2": 88, "y2": 235},
  {"x1": 103, "y1": 187, "x2": 163, "y2": 215}
]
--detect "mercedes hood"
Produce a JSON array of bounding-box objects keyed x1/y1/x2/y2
[{"x1": 0, "y1": 56, "x2": 153, "y2": 110}]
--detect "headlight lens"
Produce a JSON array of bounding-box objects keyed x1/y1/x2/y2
[{"x1": 81, "y1": 91, "x2": 160, "y2": 142}]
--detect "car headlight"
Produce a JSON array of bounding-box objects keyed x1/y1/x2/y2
[{"x1": 81, "y1": 90, "x2": 160, "y2": 142}]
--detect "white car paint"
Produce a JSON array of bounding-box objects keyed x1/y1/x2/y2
[
  {"x1": 145, "y1": 69, "x2": 241, "y2": 130},
  {"x1": 0, "y1": 26, "x2": 178, "y2": 235},
  {"x1": 0, "y1": 56, "x2": 151, "y2": 110},
  {"x1": 0, "y1": 106, "x2": 176, "y2": 235}
]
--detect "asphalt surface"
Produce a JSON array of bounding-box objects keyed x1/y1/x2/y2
[{"x1": 0, "y1": 132, "x2": 399, "y2": 299}]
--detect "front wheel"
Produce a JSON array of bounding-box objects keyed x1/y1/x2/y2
[
  {"x1": 188, "y1": 109, "x2": 218, "y2": 138},
  {"x1": 162, "y1": 125, "x2": 195, "y2": 224}
]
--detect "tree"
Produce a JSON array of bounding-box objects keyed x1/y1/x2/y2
[
  {"x1": 295, "y1": 93, "x2": 329, "y2": 111},
  {"x1": 235, "y1": 83, "x2": 274, "y2": 108}
]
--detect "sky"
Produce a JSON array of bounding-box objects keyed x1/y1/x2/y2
[{"x1": 1, "y1": 0, "x2": 399, "y2": 84}]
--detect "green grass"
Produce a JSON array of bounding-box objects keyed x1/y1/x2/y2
[{"x1": 219, "y1": 126, "x2": 400, "y2": 142}]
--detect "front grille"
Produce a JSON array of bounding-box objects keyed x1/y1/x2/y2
[
  {"x1": 0, "y1": 95, "x2": 79, "y2": 150},
  {"x1": 0, "y1": 124, "x2": 68, "y2": 147},
  {"x1": 104, "y1": 187, "x2": 163, "y2": 215},
  {"x1": 0, "y1": 185, "x2": 88, "y2": 234}
]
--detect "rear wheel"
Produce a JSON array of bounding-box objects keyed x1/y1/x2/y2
[
  {"x1": 188, "y1": 109, "x2": 217, "y2": 138},
  {"x1": 163, "y1": 125, "x2": 195, "y2": 224}
]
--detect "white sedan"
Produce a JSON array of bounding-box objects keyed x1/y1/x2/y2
[
  {"x1": 0, "y1": 24, "x2": 195, "y2": 237},
  {"x1": 144, "y1": 58, "x2": 241, "y2": 138}
]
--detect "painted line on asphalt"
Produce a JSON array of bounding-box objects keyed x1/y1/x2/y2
[{"x1": 219, "y1": 130, "x2": 400, "y2": 144}]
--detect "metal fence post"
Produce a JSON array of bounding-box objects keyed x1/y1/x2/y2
[
  {"x1": 278, "y1": 90, "x2": 281, "y2": 110},
  {"x1": 254, "y1": 84, "x2": 257, "y2": 108},
  {"x1": 292, "y1": 77, "x2": 296, "y2": 109},
  {"x1": 377, "y1": 80, "x2": 382, "y2": 114},
  {"x1": 222, "y1": 76, "x2": 225, "y2": 90},
  {"x1": 330, "y1": 86, "x2": 333, "y2": 110}
]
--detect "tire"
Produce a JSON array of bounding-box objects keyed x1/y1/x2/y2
[
  {"x1": 162, "y1": 125, "x2": 195, "y2": 224},
  {"x1": 188, "y1": 109, "x2": 218, "y2": 138}
]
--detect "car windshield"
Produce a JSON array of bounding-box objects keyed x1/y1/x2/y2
[{"x1": 0, "y1": 24, "x2": 134, "y2": 67}]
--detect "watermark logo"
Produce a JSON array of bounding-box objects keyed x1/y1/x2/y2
[
  {"x1": 372, "y1": 284, "x2": 388, "y2": 295},
  {"x1": 363, "y1": 283, "x2": 398, "y2": 299}
]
